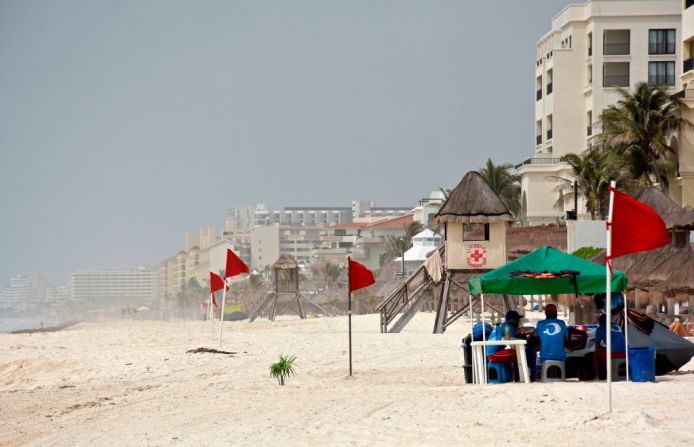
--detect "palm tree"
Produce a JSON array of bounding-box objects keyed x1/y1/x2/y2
[
  {"x1": 550, "y1": 149, "x2": 618, "y2": 220},
  {"x1": 477, "y1": 159, "x2": 521, "y2": 216},
  {"x1": 383, "y1": 221, "x2": 425, "y2": 263},
  {"x1": 598, "y1": 82, "x2": 691, "y2": 190},
  {"x1": 439, "y1": 187, "x2": 452, "y2": 200}
]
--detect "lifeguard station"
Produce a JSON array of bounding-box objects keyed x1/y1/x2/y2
[
  {"x1": 377, "y1": 171, "x2": 515, "y2": 333},
  {"x1": 248, "y1": 254, "x2": 328, "y2": 321}
]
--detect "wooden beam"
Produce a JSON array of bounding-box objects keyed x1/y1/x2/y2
[{"x1": 433, "y1": 275, "x2": 451, "y2": 334}]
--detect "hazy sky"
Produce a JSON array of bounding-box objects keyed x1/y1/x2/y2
[{"x1": 0, "y1": 0, "x2": 573, "y2": 284}]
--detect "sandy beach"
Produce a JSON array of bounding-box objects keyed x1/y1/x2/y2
[{"x1": 1, "y1": 313, "x2": 692, "y2": 446}]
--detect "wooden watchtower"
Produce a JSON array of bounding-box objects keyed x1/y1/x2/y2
[
  {"x1": 431, "y1": 171, "x2": 515, "y2": 333},
  {"x1": 377, "y1": 171, "x2": 515, "y2": 333},
  {"x1": 248, "y1": 254, "x2": 309, "y2": 321}
]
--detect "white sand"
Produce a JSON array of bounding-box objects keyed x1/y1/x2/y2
[{"x1": 1, "y1": 313, "x2": 691, "y2": 446}]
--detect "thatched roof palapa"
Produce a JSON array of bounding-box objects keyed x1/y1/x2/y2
[
  {"x1": 273, "y1": 254, "x2": 298, "y2": 270},
  {"x1": 635, "y1": 187, "x2": 694, "y2": 231},
  {"x1": 593, "y1": 245, "x2": 694, "y2": 295},
  {"x1": 433, "y1": 171, "x2": 515, "y2": 224}
]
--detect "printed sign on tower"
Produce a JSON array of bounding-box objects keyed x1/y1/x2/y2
[{"x1": 466, "y1": 243, "x2": 488, "y2": 268}]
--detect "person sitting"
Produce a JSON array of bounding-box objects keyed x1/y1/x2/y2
[
  {"x1": 535, "y1": 304, "x2": 568, "y2": 366},
  {"x1": 593, "y1": 313, "x2": 627, "y2": 379},
  {"x1": 593, "y1": 292, "x2": 625, "y2": 325},
  {"x1": 486, "y1": 311, "x2": 522, "y2": 380}
]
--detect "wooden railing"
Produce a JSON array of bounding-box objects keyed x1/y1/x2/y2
[
  {"x1": 247, "y1": 284, "x2": 274, "y2": 322},
  {"x1": 377, "y1": 245, "x2": 445, "y2": 333}
]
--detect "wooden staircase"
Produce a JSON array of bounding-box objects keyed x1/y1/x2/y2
[
  {"x1": 247, "y1": 284, "x2": 275, "y2": 322},
  {"x1": 376, "y1": 245, "x2": 444, "y2": 333}
]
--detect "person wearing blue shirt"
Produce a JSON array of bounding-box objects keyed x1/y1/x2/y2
[
  {"x1": 486, "y1": 311, "x2": 520, "y2": 356},
  {"x1": 595, "y1": 313, "x2": 626, "y2": 352},
  {"x1": 594, "y1": 313, "x2": 627, "y2": 379},
  {"x1": 536, "y1": 303, "x2": 568, "y2": 364}
]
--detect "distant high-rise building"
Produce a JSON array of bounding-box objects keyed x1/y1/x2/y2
[
  {"x1": 0, "y1": 274, "x2": 49, "y2": 311},
  {"x1": 71, "y1": 267, "x2": 159, "y2": 309}
]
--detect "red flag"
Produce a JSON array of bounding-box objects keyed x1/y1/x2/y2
[
  {"x1": 609, "y1": 186, "x2": 670, "y2": 259},
  {"x1": 210, "y1": 272, "x2": 226, "y2": 293},
  {"x1": 210, "y1": 293, "x2": 218, "y2": 307},
  {"x1": 348, "y1": 257, "x2": 375, "y2": 293},
  {"x1": 224, "y1": 249, "x2": 250, "y2": 279}
]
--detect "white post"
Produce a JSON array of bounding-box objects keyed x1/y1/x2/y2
[
  {"x1": 218, "y1": 278, "x2": 228, "y2": 345},
  {"x1": 624, "y1": 297, "x2": 629, "y2": 382},
  {"x1": 481, "y1": 293, "x2": 487, "y2": 385},
  {"x1": 606, "y1": 180, "x2": 616, "y2": 413},
  {"x1": 474, "y1": 293, "x2": 484, "y2": 383},
  {"x1": 210, "y1": 293, "x2": 216, "y2": 337}
]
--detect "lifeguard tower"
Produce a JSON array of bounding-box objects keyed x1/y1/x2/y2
[
  {"x1": 248, "y1": 254, "x2": 328, "y2": 321},
  {"x1": 377, "y1": 171, "x2": 515, "y2": 333}
]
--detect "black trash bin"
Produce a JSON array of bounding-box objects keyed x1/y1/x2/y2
[{"x1": 461, "y1": 334, "x2": 473, "y2": 384}]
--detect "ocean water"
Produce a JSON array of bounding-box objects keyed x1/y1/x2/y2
[{"x1": 0, "y1": 318, "x2": 62, "y2": 333}]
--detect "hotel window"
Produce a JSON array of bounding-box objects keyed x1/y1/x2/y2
[
  {"x1": 587, "y1": 111, "x2": 593, "y2": 136},
  {"x1": 546, "y1": 69, "x2": 553, "y2": 95},
  {"x1": 587, "y1": 32, "x2": 593, "y2": 56},
  {"x1": 463, "y1": 223, "x2": 489, "y2": 241},
  {"x1": 603, "y1": 62, "x2": 630, "y2": 87},
  {"x1": 603, "y1": 30, "x2": 630, "y2": 55},
  {"x1": 547, "y1": 114, "x2": 553, "y2": 141},
  {"x1": 587, "y1": 64, "x2": 593, "y2": 85},
  {"x1": 648, "y1": 61, "x2": 676, "y2": 86},
  {"x1": 649, "y1": 29, "x2": 676, "y2": 54},
  {"x1": 536, "y1": 76, "x2": 542, "y2": 100}
]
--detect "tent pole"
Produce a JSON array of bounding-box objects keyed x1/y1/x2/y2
[
  {"x1": 624, "y1": 294, "x2": 630, "y2": 382},
  {"x1": 481, "y1": 293, "x2": 487, "y2": 385},
  {"x1": 469, "y1": 293, "x2": 476, "y2": 384}
]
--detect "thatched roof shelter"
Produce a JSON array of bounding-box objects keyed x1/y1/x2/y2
[
  {"x1": 593, "y1": 245, "x2": 694, "y2": 295},
  {"x1": 635, "y1": 187, "x2": 694, "y2": 231},
  {"x1": 433, "y1": 171, "x2": 515, "y2": 224},
  {"x1": 273, "y1": 254, "x2": 298, "y2": 270},
  {"x1": 506, "y1": 224, "x2": 566, "y2": 259}
]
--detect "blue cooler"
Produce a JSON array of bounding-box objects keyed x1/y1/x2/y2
[{"x1": 628, "y1": 346, "x2": 656, "y2": 382}]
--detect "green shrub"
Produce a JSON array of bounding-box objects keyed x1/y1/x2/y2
[
  {"x1": 270, "y1": 354, "x2": 296, "y2": 386},
  {"x1": 572, "y1": 246, "x2": 602, "y2": 260}
]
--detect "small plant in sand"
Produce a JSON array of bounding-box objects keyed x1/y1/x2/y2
[{"x1": 270, "y1": 354, "x2": 296, "y2": 386}]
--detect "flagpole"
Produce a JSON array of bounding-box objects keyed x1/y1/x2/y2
[
  {"x1": 210, "y1": 292, "x2": 215, "y2": 337},
  {"x1": 347, "y1": 257, "x2": 353, "y2": 377},
  {"x1": 219, "y1": 278, "x2": 228, "y2": 345},
  {"x1": 606, "y1": 180, "x2": 616, "y2": 413}
]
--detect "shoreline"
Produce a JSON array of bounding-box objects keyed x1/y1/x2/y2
[{"x1": 9, "y1": 321, "x2": 80, "y2": 334}]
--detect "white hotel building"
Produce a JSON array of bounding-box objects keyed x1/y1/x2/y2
[
  {"x1": 517, "y1": 0, "x2": 683, "y2": 225},
  {"x1": 71, "y1": 266, "x2": 159, "y2": 309},
  {"x1": 675, "y1": 0, "x2": 694, "y2": 207}
]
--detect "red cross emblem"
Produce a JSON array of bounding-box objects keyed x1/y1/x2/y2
[
  {"x1": 470, "y1": 249, "x2": 485, "y2": 263},
  {"x1": 466, "y1": 243, "x2": 488, "y2": 267}
]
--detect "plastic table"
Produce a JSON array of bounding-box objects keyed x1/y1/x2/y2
[{"x1": 471, "y1": 339, "x2": 530, "y2": 384}]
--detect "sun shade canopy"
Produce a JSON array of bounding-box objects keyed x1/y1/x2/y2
[{"x1": 467, "y1": 246, "x2": 627, "y2": 295}]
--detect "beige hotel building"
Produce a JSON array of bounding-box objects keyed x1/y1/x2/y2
[{"x1": 517, "y1": 0, "x2": 684, "y2": 224}]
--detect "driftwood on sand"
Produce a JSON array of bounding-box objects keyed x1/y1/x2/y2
[{"x1": 186, "y1": 347, "x2": 237, "y2": 355}]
